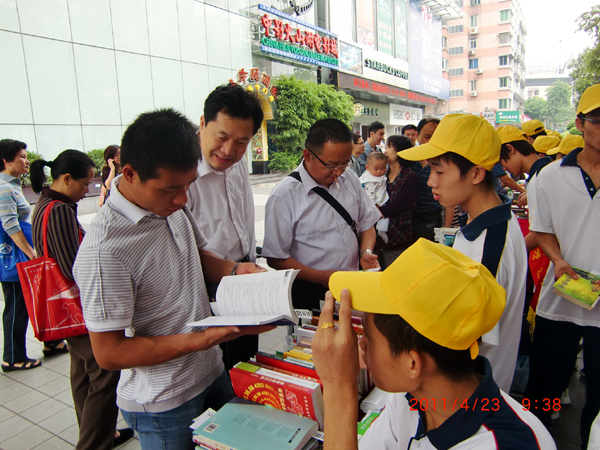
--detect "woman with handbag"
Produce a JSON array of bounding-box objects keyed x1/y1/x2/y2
[
  {"x1": 0, "y1": 139, "x2": 43, "y2": 371},
  {"x1": 30, "y1": 150, "x2": 133, "y2": 450}
]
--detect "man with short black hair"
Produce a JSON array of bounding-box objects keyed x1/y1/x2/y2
[
  {"x1": 401, "y1": 124, "x2": 418, "y2": 146},
  {"x1": 263, "y1": 119, "x2": 381, "y2": 310},
  {"x1": 312, "y1": 239, "x2": 555, "y2": 449},
  {"x1": 524, "y1": 84, "x2": 600, "y2": 447},
  {"x1": 74, "y1": 108, "x2": 271, "y2": 450},
  {"x1": 357, "y1": 121, "x2": 385, "y2": 174},
  {"x1": 187, "y1": 84, "x2": 265, "y2": 369}
]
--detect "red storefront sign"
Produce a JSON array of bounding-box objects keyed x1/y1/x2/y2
[
  {"x1": 260, "y1": 13, "x2": 338, "y2": 58},
  {"x1": 339, "y1": 73, "x2": 437, "y2": 106}
]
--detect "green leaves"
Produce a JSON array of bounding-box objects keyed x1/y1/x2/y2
[
  {"x1": 524, "y1": 81, "x2": 574, "y2": 132},
  {"x1": 570, "y1": 6, "x2": 600, "y2": 100}
]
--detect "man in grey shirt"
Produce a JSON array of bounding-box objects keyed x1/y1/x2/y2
[{"x1": 74, "y1": 108, "x2": 271, "y2": 450}]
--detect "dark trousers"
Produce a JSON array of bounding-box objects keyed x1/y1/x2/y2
[
  {"x1": 291, "y1": 279, "x2": 328, "y2": 311},
  {"x1": 524, "y1": 316, "x2": 600, "y2": 448},
  {"x1": 2, "y1": 281, "x2": 30, "y2": 363},
  {"x1": 67, "y1": 334, "x2": 121, "y2": 450},
  {"x1": 413, "y1": 210, "x2": 442, "y2": 242}
]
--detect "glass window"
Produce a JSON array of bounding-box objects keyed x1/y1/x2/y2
[
  {"x1": 499, "y1": 55, "x2": 509, "y2": 66},
  {"x1": 450, "y1": 89, "x2": 464, "y2": 97},
  {"x1": 449, "y1": 68, "x2": 464, "y2": 76},
  {"x1": 470, "y1": 15, "x2": 478, "y2": 27},
  {"x1": 442, "y1": 36, "x2": 448, "y2": 48},
  {"x1": 442, "y1": 58, "x2": 448, "y2": 70},
  {"x1": 499, "y1": 32, "x2": 511, "y2": 45},
  {"x1": 470, "y1": 38, "x2": 477, "y2": 49},
  {"x1": 449, "y1": 46, "x2": 464, "y2": 55},
  {"x1": 500, "y1": 9, "x2": 511, "y2": 21},
  {"x1": 469, "y1": 58, "x2": 479, "y2": 69},
  {"x1": 499, "y1": 98, "x2": 511, "y2": 109},
  {"x1": 499, "y1": 76, "x2": 510, "y2": 88},
  {"x1": 470, "y1": 0, "x2": 481, "y2": 4},
  {"x1": 449, "y1": 25, "x2": 464, "y2": 34},
  {"x1": 470, "y1": 80, "x2": 478, "y2": 91}
]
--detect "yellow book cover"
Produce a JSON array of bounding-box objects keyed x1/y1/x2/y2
[{"x1": 553, "y1": 267, "x2": 600, "y2": 311}]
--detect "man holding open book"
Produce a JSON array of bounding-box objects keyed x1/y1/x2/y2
[{"x1": 73, "y1": 108, "x2": 272, "y2": 450}]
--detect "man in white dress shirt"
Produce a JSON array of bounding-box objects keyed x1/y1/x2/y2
[
  {"x1": 187, "y1": 83, "x2": 265, "y2": 368},
  {"x1": 262, "y1": 118, "x2": 381, "y2": 310}
]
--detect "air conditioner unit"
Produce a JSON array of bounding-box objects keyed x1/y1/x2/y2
[
  {"x1": 471, "y1": 91, "x2": 478, "y2": 97},
  {"x1": 468, "y1": 50, "x2": 476, "y2": 56},
  {"x1": 470, "y1": 27, "x2": 479, "y2": 35},
  {"x1": 475, "y1": 69, "x2": 483, "y2": 74}
]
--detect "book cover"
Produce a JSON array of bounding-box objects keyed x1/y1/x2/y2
[
  {"x1": 255, "y1": 351, "x2": 319, "y2": 379},
  {"x1": 553, "y1": 267, "x2": 600, "y2": 310},
  {"x1": 193, "y1": 398, "x2": 318, "y2": 450},
  {"x1": 187, "y1": 269, "x2": 301, "y2": 327},
  {"x1": 250, "y1": 361, "x2": 323, "y2": 388},
  {"x1": 230, "y1": 363, "x2": 325, "y2": 429}
]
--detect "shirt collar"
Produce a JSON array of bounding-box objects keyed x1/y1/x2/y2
[
  {"x1": 0, "y1": 172, "x2": 20, "y2": 184},
  {"x1": 526, "y1": 156, "x2": 552, "y2": 182},
  {"x1": 458, "y1": 196, "x2": 512, "y2": 241},
  {"x1": 560, "y1": 147, "x2": 584, "y2": 167},
  {"x1": 406, "y1": 357, "x2": 501, "y2": 450},
  {"x1": 107, "y1": 175, "x2": 155, "y2": 224},
  {"x1": 198, "y1": 156, "x2": 231, "y2": 178},
  {"x1": 296, "y1": 160, "x2": 349, "y2": 194},
  {"x1": 42, "y1": 188, "x2": 77, "y2": 210}
]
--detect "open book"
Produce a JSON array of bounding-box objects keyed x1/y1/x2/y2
[{"x1": 188, "y1": 269, "x2": 301, "y2": 327}]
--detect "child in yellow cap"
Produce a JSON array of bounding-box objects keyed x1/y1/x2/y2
[
  {"x1": 312, "y1": 239, "x2": 555, "y2": 449},
  {"x1": 396, "y1": 114, "x2": 528, "y2": 393}
]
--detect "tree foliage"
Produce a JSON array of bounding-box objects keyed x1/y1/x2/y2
[
  {"x1": 524, "y1": 81, "x2": 574, "y2": 132},
  {"x1": 270, "y1": 76, "x2": 354, "y2": 164},
  {"x1": 570, "y1": 6, "x2": 600, "y2": 99}
]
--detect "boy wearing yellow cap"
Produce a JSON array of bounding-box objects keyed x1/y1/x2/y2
[
  {"x1": 397, "y1": 114, "x2": 528, "y2": 393},
  {"x1": 546, "y1": 134, "x2": 584, "y2": 160},
  {"x1": 524, "y1": 84, "x2": 600, "y2": 447},
  {"x1": 312, "y1": 239, "x2": 555, "y2": 449},
  {"x1": 522, "y1": 119, "x2": 547, "y2": 143}
]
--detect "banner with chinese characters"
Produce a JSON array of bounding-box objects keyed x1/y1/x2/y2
[
  {"x1": 377, "y1": 0, "x2": 393, "y2": 56},
  {"x1": 258, "y1": 4, "x2": 339, "y2": 69},
  {"x1": 394, "y1": 0, "x2": 408, "y2": 60},
  {"x1": 229, "y1": 68, "x2": 278, "y2": 162}
]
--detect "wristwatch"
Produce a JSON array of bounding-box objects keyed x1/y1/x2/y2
[
  {"x1": 231, "y1": 262, "x2": 242, "y2": 276},
  {"x1": 360, "y1": 249, "x2": 372, "y2": 257}
]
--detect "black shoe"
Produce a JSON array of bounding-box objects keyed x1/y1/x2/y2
[{"x1": 113, "y1": 428, "x2": 134, "y2": 447}]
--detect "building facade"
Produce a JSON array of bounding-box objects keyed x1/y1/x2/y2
[{"x1": 442, "y1": 0, "x2": 526, "y2": 122}]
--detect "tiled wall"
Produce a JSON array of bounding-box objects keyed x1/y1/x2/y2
[{"x1": 0, "y1": 0, "x2": 253, "y2": 159}]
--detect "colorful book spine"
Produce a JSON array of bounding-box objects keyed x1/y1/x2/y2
[{"x1": 255, "y1": 351, "x2": 319, "y2": 378}]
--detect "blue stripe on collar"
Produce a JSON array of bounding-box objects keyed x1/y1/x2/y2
[
  {"x1": 525, "y1": 156, "x2": 552, "y2": 183},
  {"x1": 459, "y1": 197, "x2": 512, "y2": 241},
  {"x1": 560, "y1": 147, "x2": 584, "y2": 167}
]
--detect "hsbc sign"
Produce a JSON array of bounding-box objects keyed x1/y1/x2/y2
[{"x1": 389, "y1": 104, "x2": 423, "y2": 126}]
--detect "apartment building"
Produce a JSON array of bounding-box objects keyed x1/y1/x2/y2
[{"x1": 441, "y1": 0, "x2": 526, "y2": 120}]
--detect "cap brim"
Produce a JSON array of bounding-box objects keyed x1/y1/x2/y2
[
  {"x1": 397, "y1": 142, "x2": 445, "y2": 162},
  {"x1": 580, "y1": 101, "x2": 600, "y2": 114},
  {"x1": 546, "y1": 146, "x2": 560, "y2": 155},
  {"x1": 329, "y1": 271, "x2": 396, "y2": 315}
]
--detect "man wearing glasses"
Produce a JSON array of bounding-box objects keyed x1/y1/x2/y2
[
  {"x1": 524, "y1": 84, "x2": 600, "y2": 448},
  {"x1": 262, "y1": 119, "x2": 381, "y2": 310}
]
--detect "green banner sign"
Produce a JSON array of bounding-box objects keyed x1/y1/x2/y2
[
  {"x1": 377, "y1": 0, "x2": 393, "y2": 56},
  {"x1": 496, "y1": 110, "x2": 521, "y2": 123}
]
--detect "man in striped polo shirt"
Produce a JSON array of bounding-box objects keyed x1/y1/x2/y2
[{"x1": 73, "y1": 108, "x2": 271, "y2": 450}]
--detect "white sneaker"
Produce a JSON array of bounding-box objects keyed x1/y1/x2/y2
[
  {"x1": 561, "y1": 389, "x2": 571, "y2": 405},
  {"x1": 551, "y1": 411, "x2": 560, "y2": 421}
]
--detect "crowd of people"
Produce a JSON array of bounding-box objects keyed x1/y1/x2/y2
[{"x1": 0, "y1": 82, "x2": 598, "y2": 450}]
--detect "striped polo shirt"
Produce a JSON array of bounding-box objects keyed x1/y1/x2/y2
[
  {"x1": 0, "y1": 172, "x2": 31, "y2": 235},
  {"x1": 73, "y1": 177, "x2": 223, "y2": 413}
]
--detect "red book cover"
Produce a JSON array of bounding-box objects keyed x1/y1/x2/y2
[
  {"x1": 250, "y1": 361, "x2": 323, "y2": 388},
  {"x1": 229, "y1": 365, "x2": 324, "y2": 429},
  {"x1": 255, "y1": 351, "x2": 319, "y2": 379}
]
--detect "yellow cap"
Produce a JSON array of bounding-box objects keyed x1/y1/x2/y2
[
  {"x1": 546, "y1": 134, "x2": 584, "y2": 156},
  {"x1": 398, "y1": 114, "x2": 501, "y2": 170},
  {"x1": 546, "y1": 130, "x2": 562, "y2": 139},
  {"x1": 522, "y1": 119, "x2": 546, "y2": 137},
  {"x1": 533, "y1": 136, "x2": 562, "y2": 154},
  {"x1": 496, "y1": 126, "x2": 528, "y2": 145},
  {"x1": 577, "y1": 84, "x2": 600, "y2": 115},
  {"x1": 328, "y1": 239, "x2": 506, "y2": 359}
]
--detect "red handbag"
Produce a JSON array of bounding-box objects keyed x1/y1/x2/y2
[{"x1": 18, "y1": 200, "x2": 88, "y2": 341}]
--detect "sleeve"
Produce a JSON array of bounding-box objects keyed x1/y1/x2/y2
[
  {"x1": 183, "y1": 206, "x2": 207, "y2": 253},
  {"x1": 262, "y1": 190, "x2": 295, "y2": 259},
  {"x1": 242, "y1": 168, "x2": 257, "y2": 262},
  {"x1": 492, "y1": 162, "x2": 507, "y2": 178},
  {"x1": 529, "y1": 171, "x2": 554, "y2": 233},
  {"x1": 379, "y1": 174, "x2": 418, "y2": 218},
  {"x1": 46, "y1": 204, "x2": 82, "y2": 280},
  {"x1": 359, "y1": 395, "x2": 403, "y2": 449},
  {"x1": 73, "y1": 245, "x2": 135, "y2": 332},
  {"x1": 0, "y1": 183, "x2": 21, "y2": 235}
]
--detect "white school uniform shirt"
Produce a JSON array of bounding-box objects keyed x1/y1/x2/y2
[
  {"x1": 187, "y1": 157, "x2": 256, "y2": 262},
  {"x1": 359, "y1": 358, "x2": 556, "y2": 450},
  {"x1": 452, "y1": 199, "x2": 528, "y2": 392},
  {"x1": 262, "y1": 161, "x2": 380, "y2": 271},
  {"x1": 530, "y1": 148, "x2": 600, "y2": 327}
]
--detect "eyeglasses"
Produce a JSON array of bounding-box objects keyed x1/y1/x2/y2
[
  {"x1": 306, "y1": 148, "x2": 353, "y2": 171},
  {"x1": 581, "y1": 117, "x2": 600, "y2": 125}
]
